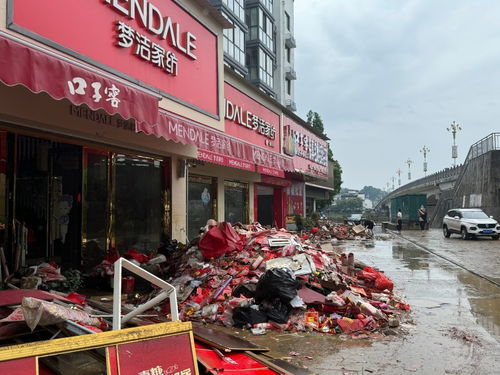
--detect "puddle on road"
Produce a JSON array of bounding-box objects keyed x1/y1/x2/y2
[{"x1": 306, "y1": 237, "x2": 500, "y2": 374}]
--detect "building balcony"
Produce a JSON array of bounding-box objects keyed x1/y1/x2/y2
[
  {"x1": 285, "y1": 32, "x2": 296, "y2": 49},
  {"x1": 285, "y1": 98, "x2": 297, "y2": 111},
  {"x1": 285, "y1": 66, "x2": 297, "y2": 80}
]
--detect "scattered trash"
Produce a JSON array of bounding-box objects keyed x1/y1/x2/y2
[{"x1": 163, "y1": 222, "x2": 410, "y2": 337}]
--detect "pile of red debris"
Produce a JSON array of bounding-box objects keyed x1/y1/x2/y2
[
  {"x1": 168, "y1": 222, "x2": 409, "y2": 337},
  {"x1": 306, "y1": 221, "x2": 374, "y2": 243}
]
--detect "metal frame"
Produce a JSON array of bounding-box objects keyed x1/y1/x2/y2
[{"x1": 112, "y1": 258, "x2": 178, "y2": 330}]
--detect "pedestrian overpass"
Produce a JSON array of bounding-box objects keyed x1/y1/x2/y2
[{"x1": 376, "y1": 133, "x2": 500, "y2": 227}]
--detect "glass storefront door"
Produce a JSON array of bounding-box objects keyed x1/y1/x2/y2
[
  {"x1": 14, "y1": 135, "x2": 82, "y2": 268},
  {"x1": 224, "y1": 180, "x2": 248, "y2": 224},
  {"x1": 114, "y1": 154, "x2": 163, "y2": 253},
  {"x1": 82, "y1": 149, "x2": 109, "y2": 271},
  {"x1": 256, "y1": 184, "x2": 274, "y2": 226},
  {"x1": 187, "y1": 175, "x2": 217, "y2": 241}
]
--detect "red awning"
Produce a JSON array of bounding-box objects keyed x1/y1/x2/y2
[
  {"x1": 138, "y1": 111, "x2": 294, "y2": 173},
  {"x1": 0, "y1": 32, "x2": 158, "y2": 127}
]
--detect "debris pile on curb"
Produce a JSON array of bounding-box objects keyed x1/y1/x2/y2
[{"x1": 169, "y1": 222, "x2": 409, "y2": 337}]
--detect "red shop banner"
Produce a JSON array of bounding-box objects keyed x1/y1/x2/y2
[
  {"x1": 283, "y1": 116, "x2": 329, "y2": 178},
  {"x1": 224, "y1": 83, "x2": 281, "y2": 153},
  {"x1": 138, "y1": 111, "x2": 294, "y2": 172},
  {"x1": 0, "y1": 33, "x2": 158, "y2": 127},
  {"x1": 9, "y1": 0, "x2": 218, "y2": 116}
]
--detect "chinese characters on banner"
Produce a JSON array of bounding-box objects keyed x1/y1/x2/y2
[
  {"x1": 67, "y1": 77, "x2": 121, "y2": 107},
  {"x1": 225, "y1": 99, "x2": 276, "y2": 142},
  {"x1": 117, "y1": 21, "x2": 178, "y2": 76}
]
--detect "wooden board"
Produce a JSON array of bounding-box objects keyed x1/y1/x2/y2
[{"x1": 192, "y1": 323, "x2": 269, "y2": 352}]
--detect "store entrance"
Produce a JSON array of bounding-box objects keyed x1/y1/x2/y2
[
  {"x1": 13, "y1": 135, "x2": 82, "y2": 268},
  {"x1": 256, "y1": 185, "x2": 274, "y2": 226},
  {"x1": 187, "y1": 175, "x2": 217, "y2": 241}
]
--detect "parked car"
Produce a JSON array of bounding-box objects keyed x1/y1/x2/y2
[{"x1": 443, "y1": 208, "x2": 500, "y2": 240}]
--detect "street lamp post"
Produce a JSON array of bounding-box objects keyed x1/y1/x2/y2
[
  {"x1": 396, "y1": 169, "x2": 402, "y2": 186},
  {"x1": 420, "y1": 146, "x2": 430, "y2": 176},
  {"x1": 406, "y1": 158, "x2": 413, "y2": 180},
  {"x1": 447, "y1": 121, "x2": 462, "y2": 167}
]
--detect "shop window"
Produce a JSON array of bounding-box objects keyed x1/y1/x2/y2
[
  {"x1": 224, "y1": 181, "x2": 248, "y2": 224},
  {"x1": 114, "y1": 154, "x2": 162, "y2": 253},
  {"x1": 188, "y1": 175, "x2": 217, "y2": 241}
]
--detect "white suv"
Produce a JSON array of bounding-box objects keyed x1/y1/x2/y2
[{"x1": 443, "y1": 208, "x2": 500, "y2": 240}]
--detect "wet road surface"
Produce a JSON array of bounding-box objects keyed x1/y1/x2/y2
[{"x1": 241, "y1": 229, "x2": 500, "y2": 374}]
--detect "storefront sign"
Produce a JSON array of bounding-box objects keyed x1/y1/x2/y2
[
  {"x1": 225, "y1": 100, "x2": 276, "y2": 143},
  {"x1": 260, "y1": 175, "x2": 292, "y2": 187},
  {"x1": 283, "y1": 116, "x2": 328, "y2": 177},
  {"x1": 0, "y1": 34, "x2": 158, "y2": 127},
  {"x1": 9, "y1": 0, "x2": 218, "y2": 116},
  {"x1": 256, "y1": 165, "x2": 285, "y2": 178},
  {"x1": 0, "y1": 322, "x2": 197, "y2": 375},
  {"x1": 197, "y1": 150, "x2": 254, "y2": 171},
  {"x1": 224, "y1": 83, "x2": 280, "y2": 152},
  {"x1": 138, "y1": 112, "x2": 294, "y2": 172},
  {"x1": 69, "y1": 104, "x2": 135, "y2": 131}
]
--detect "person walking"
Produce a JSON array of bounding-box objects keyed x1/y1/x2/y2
[
  {"x1": 417, "y1": 206, "x2": 427, "y2": 230},
  {"x1": 396, "y1": 208, "x2": 402, "y2": 234}
]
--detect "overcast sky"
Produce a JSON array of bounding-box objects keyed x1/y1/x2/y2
[{"x1": 294, "y1": 0, "x2": 500, "y2": 191}]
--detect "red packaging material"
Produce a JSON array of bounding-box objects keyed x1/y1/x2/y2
[
  {"x1": 310, "y1": 227, "x2": 320, "y2": 234},
  {"x1": 304, "y1": 311, "x2": 319, "y2": 330},
  {"x1": 122, "y1": 276, "x2": 135, "y2": 294},
  {"x1": 66, "y1": 292, "x2": 87, "y2": 305},
  {"x1": 359, "y1": 267, "x2": 394, "y2": 291},
  {"x1": 124, "y1": 249, "x2": 150, "y2": 263},
  {"x1": 337, "y1": 317, "x2": 373, "y2": 333},
  {"x1": 396, "y1": 302, "x2": 411, "y2": 311},
  {"x1": 199, "y1": 226, "x2": 229, "y2": 259},
  {"x1": 218, "y1": 222, "x2": 243, "y2": 252}
]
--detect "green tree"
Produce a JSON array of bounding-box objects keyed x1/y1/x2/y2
[
  {"x1": 360, "y1": 185, "x2": 387, "y2": 204},
  {"x1": 306, "y1": 110, "x2": 325, "y2": 134},
  {"x1": 335, "y1": 197, "x2": 363, "y2": 214}
]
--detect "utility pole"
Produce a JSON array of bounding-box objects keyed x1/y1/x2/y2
[
  {"x1": 447, "y1": 121, "x2": 462, "y2": 167},
  {"x1": 420, "y1": 146, "x2": 430, "y2": 176},
  {"x1": 391, "y1": 176, "x2": 395, "y2": 190},
  {"x1": 396, "y1": 169, "x2": 402, "y2": 186},
  {"x1": 406, "y1": 158, "x2": 413, "y2": 180}
]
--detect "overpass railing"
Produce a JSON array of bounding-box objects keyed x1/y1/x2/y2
[{"x1": 464, "y1": 133, "x2": 500, "y2": 163}]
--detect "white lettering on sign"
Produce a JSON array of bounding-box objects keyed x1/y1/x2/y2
[
  {"x1": 224, "y1": 99, "x2": 276, "y2": 144},
  {"x1": 117, "y1": 21, "x2": 178, "y2": 76},
  {"x1": 168, "y1": 121, "x2": 209, "y2": 148},
  {"x1": 104, "y1": 0, "x2": 197, "y2": 60},
  {"x1": 67, "y1": 77, "x2": 121, "y2": 108},
  {"x1": 284, "y1": 125, "x2": 328, "y2": 166}
]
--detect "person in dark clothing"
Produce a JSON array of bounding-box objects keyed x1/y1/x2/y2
[
  {"x1": 396, "y1": 208, "x2": 402, "y2": 233},
  {"x1": 418, "y1": 206, "x2": 427, "y2": 230},
  {"x1": 363, "y1": 219, "x2": 374, "y2": 230}
]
